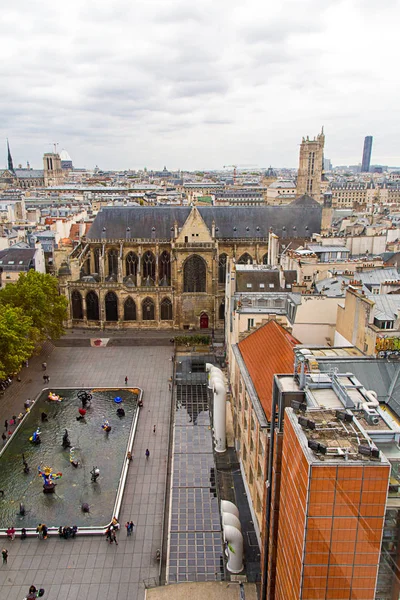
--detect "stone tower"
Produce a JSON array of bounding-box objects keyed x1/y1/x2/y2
[
  {"x1": 296, "y1": 128, "x2": 325, "y2": 201},
  {"x1": 43, "y1": 152, "x2": 64, "y2": 187}
]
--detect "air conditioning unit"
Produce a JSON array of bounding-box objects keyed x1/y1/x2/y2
[{"x1": 363, "y1": 406, "x2": 380, "y2": 426}]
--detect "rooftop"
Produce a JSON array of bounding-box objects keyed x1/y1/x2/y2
[
  {"x1": 288, "y1": 408, "x2": 387, "y2": 463},
  {"x1": 238, "y1": 320, "x2": 299, "y2": 421}
]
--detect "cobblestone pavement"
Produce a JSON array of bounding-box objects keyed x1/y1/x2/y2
[{"x1": 0, "y1": 345, "x2": 173, "y2": 600}]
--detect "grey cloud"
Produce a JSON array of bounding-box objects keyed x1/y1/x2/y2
[{"x1": 1, "y1": 0, "x2": 400, "y2": 170}]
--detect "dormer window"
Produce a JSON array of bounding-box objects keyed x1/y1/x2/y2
[{"x1": 374, "y1": 318, "x2": 394, "y2": 330}]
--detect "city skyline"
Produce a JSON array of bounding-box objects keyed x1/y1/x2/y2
[{"x1": 1, "y1": 0, "x2": 399, "y2": 170}]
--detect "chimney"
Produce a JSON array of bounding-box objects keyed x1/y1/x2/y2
[{"x1": 279, "y1": 267, "x2": 286, "y2": 290}]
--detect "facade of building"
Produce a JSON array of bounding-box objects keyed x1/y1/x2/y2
[
  {"x1": 335, "y1": 285, "x2": 400, "y2": 356},
  {"x1": 230, "y1": 320, "x2": 299, "y2": 548},
  {"x1": 296, "y1": 129, "x2": 325, "y2": 201},
  {"x1": 0, "y1": 244, "x2": 46, "y2": 286},
  {"x1": 56, "y1": 200, "x2": 322, "y2": 330},
  {"x1": 362, "y1": 135, "x2": 373, "y2": 172},
  {"x1": 274, "y1": 405, "x2": 390, "y2": 600},
  {"x1": 43, "y1": 153, "x2": 64, "y2": 187}
]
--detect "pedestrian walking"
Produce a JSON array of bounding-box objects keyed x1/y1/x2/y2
[
  {"x1": 125, "y1": 522, "x2": 131, "y2": 536},
  {"x1": 42, "y1": 362, "x2": 47, "y2": 370},
  {"x1": 2, "y1": 548, "x2": 8, "y2": 564},
  {"x1": 124, "y1": 376, "x2": 128, "y2": 385},
  {"x1": 145, "y1": 449, "x2": 150, "y2": 459},
  {"x1": 1, "y1": 433, "x2": 6, "y2": 444},
  {"x1": 4, "y1": 420, "x2": 7, "y2": 430},
  {"x1": 111, "y1": 529, "x2": 118, "y2": 545},
  {"x1": 153, "y1": 425, "x2": 156, "y2": 434},
  {"x1": 129, "y1": 521, "x2": 135, "y2": 535}
]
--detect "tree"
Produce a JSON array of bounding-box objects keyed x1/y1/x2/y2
[
  {"x1": 0, "y1": 270, "x2": 68, "y2": 342},
  {"x1": 0, "y1": 306, "x2": 35, "y2": 379}
]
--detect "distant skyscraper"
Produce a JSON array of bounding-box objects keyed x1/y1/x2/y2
[
  {"x1": 296, "y1": 128, "x2": 325, "y2": 201},
  {"x1": 361, "y1": 136, "x2": 373, "y2": 172}
]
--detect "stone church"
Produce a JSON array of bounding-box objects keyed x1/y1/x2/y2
[{"x1": 56, "y1": 198, "x2": 322, "y2": 330}]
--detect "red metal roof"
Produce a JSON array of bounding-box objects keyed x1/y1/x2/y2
[{"x1": 238, "y1": 320, "x2": 298, "y2": 421}]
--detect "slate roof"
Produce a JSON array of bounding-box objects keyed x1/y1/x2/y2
[
  {"x1": 318, "y1": 359, "x2": 400, "y2": 417},
  {"x1": 358, "y1": 267, "x2": 399, "y2": 285},
  {"x1": 235, "y1": 267, "x2": 297, "y2": 292},
  {"x1": 14, "y1": 169, "x2": 44, "y2": 179},
  {"x1": 87, "y1": 202, "x2": 322, "y2": 241},
  {"x1": 371, "y1": 295, "x2": 400, "y2": 321},
  {"x1": 0, "y1": 247, "x2": 35, "y2": 267},
  {"x1": 307, "y1": 244, "x2": 350, "y2": 254},
  {"x1": 237, "y1": 320, "x2": 299, "y2": 421}
]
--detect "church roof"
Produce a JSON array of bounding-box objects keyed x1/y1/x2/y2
[
  {"x1": 290, "y1": 193, "x2": 321, "y2": 207},
  {"x1": 14, "y1": 169, "x2": 44, "y2": 179},
  {"x1": 87, "y1": 202, "x2": 322, "y2": 241}
]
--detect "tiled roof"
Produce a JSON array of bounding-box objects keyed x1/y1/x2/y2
[
  {"x1": 238, "y1": 320, "x2": 299, "y2": 421},
  {"x1": 87, "y1": 203, "x2": 322, "y2": 240}
]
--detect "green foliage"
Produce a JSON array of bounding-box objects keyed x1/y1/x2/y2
[
  {"x1": 0, "y1": 306, "x2": 35, "y2": 379},
  {"x1": 174, "y1": 335, "x2": 210, "y2": 346},
  {"x1": 0, "y1": 270, "x2": 68, "y2": 342}
]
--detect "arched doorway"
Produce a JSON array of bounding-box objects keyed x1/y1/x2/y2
[
  {"x1": 86, "y1": 291, "x2": 99, "y2": 321},
  {"x1": 71, "y1": 290, "x2": 83, "y2": 319},
  {"x1": 200, "y1": 313, "x2": 209, "y2": 329},
  {"x1": 105, "y1": 291, "x2": 118, "y2": 321}
]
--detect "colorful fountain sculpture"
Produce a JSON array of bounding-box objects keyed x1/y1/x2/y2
[{"x1": 38, "y1": 465, "x2": 62, "y2": 494}]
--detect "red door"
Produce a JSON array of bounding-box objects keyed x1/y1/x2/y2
[{"x1": 200, "y1": 313, "x2": 209, "y2": 329}]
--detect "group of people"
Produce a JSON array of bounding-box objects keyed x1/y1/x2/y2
[
  {"x1": 58, "y1": 525, "x2": 78, "y2": 539},
  {"x1": 36, "y1": 524, "x2": 48, "y2": 539},
  {"x1": 125, "y1": 521, "x2": 135, "y2": 536},
  {"x1": 1, "y1": 398, "x2": 34, "y2": 444}
]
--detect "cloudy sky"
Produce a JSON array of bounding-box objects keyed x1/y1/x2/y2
[{"x1": 1, "y1": 0, "x2": 399, "y2": 170}]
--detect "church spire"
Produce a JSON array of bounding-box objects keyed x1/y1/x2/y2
[{"x1": 7, "y1": 139, "x2": 14, "y2": 173}]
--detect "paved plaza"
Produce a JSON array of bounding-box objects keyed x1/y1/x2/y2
[{"x1": 0, "y1": 345, "x2": 173, "y2": 600}]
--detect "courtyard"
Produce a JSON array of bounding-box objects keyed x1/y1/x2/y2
[{"x1": 0, "y1": 344, "x2": 173, "y2": 600}]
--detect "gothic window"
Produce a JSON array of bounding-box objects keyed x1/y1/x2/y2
[
  {"x1": 183, "y1": 255, "x2": 206, "y2": 292},
  {"x1": 83, "y1": 256, "x2": 91, "y2": 275},
  {"x1": 125, "y1": 252, "x2": 138, "y2": 278},
  {"x1": 142, "y1": 297, "x2": 155, "y2": 320},
  {"x1": 159, "y1": 251, "x2": 171, "y2": 285},
  {"x1": 93, "y1": 248, "x2": 101, "y2": 274},
  {"x1": 238, "y1": 253, "x2": 253, "y2": 265},
  {"x1": 160, "y1": 297, "x2": 173, "y2": 320},
  {"x1": 219, "y1": 300, "x2": 225, "y2": 321},
  {"x1": 71, "y1": 290, "x2": 83, "y2": 319},
  {"x1": 124, "y1": 297, "x2": 136, "y2": 321},
  {"x1": 86, "y1": 291, "x2": 99, "y2": 320},
  {"x1": 262, "y1": 253, "x2": 269, "y2": 265},
  {"x1": 108, "y1": 249, "x2": 118, "y2": 276},
  {"x1": 105, "y1": 291, "x2": 118, "y2": 321},
  {"x1": 218, "y1": 254, "x2": 228, "y2": 284},
  {"x1": 142, "y1": 251, "x2": 155, "y2": 284}
]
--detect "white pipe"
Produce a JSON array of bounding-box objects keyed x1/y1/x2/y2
[
  {"x1": 207, "y1": 365, "x2": 225, "y2": 389},
  {"x1": 223, "y1": 525, "x2": 244, "y2": 573},
  {"x1": 222, "y1": 512, "x2": 241, "y2": 531},
  {"x1": 221, "y1": 500, "x2": 239, "y2": 518},
  {"x1": 365, "y1": 390, "x2": 379, "y2": 408},
  {"x1": 213, "y1": 379, "x2": 226, "y2": 452}
]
